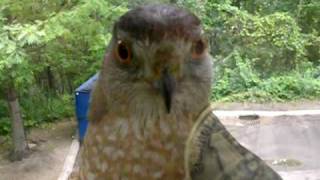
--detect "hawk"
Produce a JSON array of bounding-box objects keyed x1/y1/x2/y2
[{"x1": 78, "y1": 4, "x2": 282, "y2": 180}]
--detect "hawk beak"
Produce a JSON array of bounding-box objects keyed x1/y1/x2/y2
[{"x1": 160, "y1": 68, "x2": 176, "y2": 113}]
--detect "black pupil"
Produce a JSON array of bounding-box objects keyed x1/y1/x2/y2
[
  {"x1": 118, "y1": 43, "x2": 129, "y2": 60},
  {"x1": 194, "y1": 40, "x2": 204, "y2": 55}
]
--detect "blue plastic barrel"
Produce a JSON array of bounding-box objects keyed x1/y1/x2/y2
[
  {"x1": 75, "y1": 91, "x2": 90, "y2": 142},
  {"x1": 75, "y1": 73, "x2": 99, "y2": 142}
]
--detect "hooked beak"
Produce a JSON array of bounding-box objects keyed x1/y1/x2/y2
[{"x1": 155, "y1": 68, "x2": 176, "y2": 113}]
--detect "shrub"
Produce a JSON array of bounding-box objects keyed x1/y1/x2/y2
[{"x1": 211, "y1": 54, "x2": 320, "y2": 102}]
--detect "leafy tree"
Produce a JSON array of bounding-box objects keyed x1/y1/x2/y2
[
  {"x1": 0, "y1": 0, "x2": 127, "y2": 160},
  {"x1": 0, "y1": 17, "x2": 43, "y2": 160}
]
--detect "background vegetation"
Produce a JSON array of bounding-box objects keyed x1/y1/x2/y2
[{"x1": 0, "y1": 0, "x2": 319, "y2": 137}]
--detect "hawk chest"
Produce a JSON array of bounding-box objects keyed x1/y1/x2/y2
[{"x1": 80, "y1": 114, "x2": 195, "y2": 179}]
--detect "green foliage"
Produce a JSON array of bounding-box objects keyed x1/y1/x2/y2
[
  {"x1": 0, "y1": 93, "x2": 74, "y2": 136},
  {"x1": 0, "y1": 0, "x2": 320, "y2": 136},
  {"x1": 0, "y1": 0, "x2": 128, "y2": 136},
  {"x1": 21, "y1": 93, "x2": 74, "y2": 128},
  {"x1": 225, "y1": 74, "x2": 320, "y2": 102},
  {"x1": 205, "y1": 3, "x2": 307, "y2": 75},
  {"x1": 36, "y1": 0, "x2": 128, "y2": 87},
  {"x1": 0, "y1": 117, "x2": 11, "y2": 135},
  {"x1": 212, "y1": 51, "x2": 261, "y2": 99},
  {"x1": 177, "y1": 0, "x2": 320, "y2": 102},
  {"x1": 0, "y1": 0, "x2": 128, "y2": 90},
  {"x1": 0, "y1": 23, "x2": 37, "y2": 88},
  {"x1": 211, "y1": 54, "x2": 320, "y2": 102},
  {"x1": 127, "y1": 0, "x2": 172, "y2": 7},
  {"x1": 0, "y1": 100, "x2": 10, "y2": 135}
]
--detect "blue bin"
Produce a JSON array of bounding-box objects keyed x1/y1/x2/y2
[{"x1": 75, "y1": 73, "x2": 99, "y2": 142}]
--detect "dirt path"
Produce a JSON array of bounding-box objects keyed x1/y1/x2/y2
[{"x1": 0, "y1": 119, "x2": 76, "y2": 180}]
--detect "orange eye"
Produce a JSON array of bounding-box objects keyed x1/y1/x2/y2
[
  {"x1": 115, "y1": 40, "x2": 132, "y2": 64},
  {"x1": 191, "y1": 39, "x2": 207, "y2": 60}
]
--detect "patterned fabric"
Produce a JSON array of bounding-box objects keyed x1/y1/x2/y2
[{"x1": 185, "y1": 105, "x2": 283, "y2": 180}]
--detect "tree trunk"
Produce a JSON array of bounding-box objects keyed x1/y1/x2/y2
[
  {"x1": 6, "y1": 85, "x2": 28, "y2": 161},
  {"x1": 47, "y1": 66, "x2": 55, "y2": 92},
  {"x1": 67, "y1": 76, "x2": 74, "y2": 94}
]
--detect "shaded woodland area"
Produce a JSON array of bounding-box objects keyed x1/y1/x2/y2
[{"x1": 0, "y1": 0, "x2": 319, "y2": 160}]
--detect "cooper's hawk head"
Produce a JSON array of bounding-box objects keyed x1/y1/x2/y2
[
  {"x1": 93, "y1": 4, "x2": 212, "y2": 123},
  {"x1": 80, "y1": 6, "x2": 282, "y2": 180}
]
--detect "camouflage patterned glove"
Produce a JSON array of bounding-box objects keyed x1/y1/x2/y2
[{"x1": 185, "y1": 106, "x2": 283, "y2": 180}]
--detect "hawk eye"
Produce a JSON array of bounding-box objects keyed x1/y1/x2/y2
[
  {"x1": 191, "y1": 39, "x2": 207, "y2": 60},
  {"x1": 115, "y1": 40, "x2": 131, "y2": 64}
]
